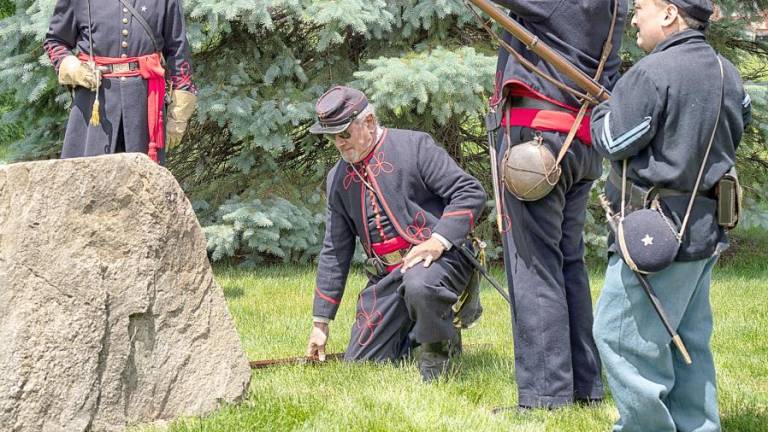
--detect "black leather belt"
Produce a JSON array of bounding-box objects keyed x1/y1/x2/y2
[
  {"x1": 608, "y1": 170, "x2": 711, "y2": 210},
  {"x1": 508, "y1": 96, "x2": 574, "y2": 114},
  {"x1": 98, "y1": 61, "x2": 140, "y2": 73}
]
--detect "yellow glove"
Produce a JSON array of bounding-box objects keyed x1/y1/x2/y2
[
  {"x1": 58, "y1": 55, "x2": 97, "y2": 90},
  {"x1": 165, "y1": 89, "x2": 197, "y2": 150}
]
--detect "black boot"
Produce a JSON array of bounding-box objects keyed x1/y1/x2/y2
[
  {"x1": 419, "y1": 341, "x2": 451, "y2": 382},
  {"x1": 419, "y1": 332, "x2": 461, "y2": 382}
]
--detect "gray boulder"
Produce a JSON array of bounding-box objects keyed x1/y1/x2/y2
[{"x1": 0, "y1": 154, "x2": 251, "y2": 431}]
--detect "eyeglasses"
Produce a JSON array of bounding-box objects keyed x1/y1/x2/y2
[{"x1": 324, "y1": 129, "x2": 352, "y2": 142}]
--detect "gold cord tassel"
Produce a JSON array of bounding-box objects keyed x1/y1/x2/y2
[
  {"x1": 89, "y1": 63, "x2": 101, "y2": 126},
  {"x1": 89, "y1": 98, "x2": 100, "y2": 126}
]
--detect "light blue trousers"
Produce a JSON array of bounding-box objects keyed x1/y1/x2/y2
[{"x1": 593, "y1": 254, "x2": 721, "y2": 432}]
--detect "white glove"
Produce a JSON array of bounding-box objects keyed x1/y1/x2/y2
[
  {"x1": 58, "y1": 55, "x2": 97, "y2": 90},
  {"x1": 165, "y1": 89, "x2": 198, "y2": 150}
]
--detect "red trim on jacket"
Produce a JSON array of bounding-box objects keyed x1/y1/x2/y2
[
  {"x1": 315, "y1": 286, "x2": 340, "y2": 305},
  {"x1": 442, "y1": 209, "x2": 476, "y2": 232}
]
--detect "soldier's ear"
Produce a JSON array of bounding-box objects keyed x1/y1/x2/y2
[
  {"x1": 364, "y1": 113, "x2": 376, "y2": 129},
  {"x1": 663, "y1": 3, "x2": 679, "y2": 25}
]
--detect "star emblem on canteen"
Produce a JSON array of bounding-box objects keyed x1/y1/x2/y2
[
  {"x1": 141, "y1": 5, "x2": 147, "y2": 12},
  {"x1": 641, "y1": 234, "x2": 654, "y2": 247}
]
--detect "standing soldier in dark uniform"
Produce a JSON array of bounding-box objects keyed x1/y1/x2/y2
[
  {"x1": 489, "y1": 0, "x2": 628, "y2": 409},
  {"x1": 44, "y1": 0, "x2": 197, "y2": 163},
  {"x1": 591, "y1": 1, "x2": 751, "y2": 430},
  {"x1": 304, "y1": 86, "x2": 486, "y2": 381}
]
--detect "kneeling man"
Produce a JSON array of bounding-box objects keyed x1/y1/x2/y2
[{"x1": 305, "y1": 86, "x2": 486, "y2": 381}]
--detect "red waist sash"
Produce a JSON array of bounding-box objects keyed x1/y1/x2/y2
[
  {"x1": 501, "y1": 108, "x2": 592, "y2": 145},
  {"x1": 495, "y1": 79, "x2": 593, "y2": 145},
  {"x1": 78, "y1": 52, "x2": 166, "y2": 162},
  {"x1": 371, "y1": 236, "x2": 411, "y2": 273}
]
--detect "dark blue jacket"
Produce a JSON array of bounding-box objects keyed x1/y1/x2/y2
[
  {"x1": 313, "y1": 129, "x2": 486, "y2": 320},
  {"x1": 591, "y1": 30, "x2": 752, "y2": 261},
  {"x1": 44, "y1": 0, "x2": 195, "y2": 157}
]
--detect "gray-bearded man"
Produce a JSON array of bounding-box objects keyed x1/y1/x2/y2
[
  {"x1": 304, "y1": 86, "x2": 486, "y2": 381},
  {"x1": 44, "y1": 0, "x2": 197, "y2": 163}
]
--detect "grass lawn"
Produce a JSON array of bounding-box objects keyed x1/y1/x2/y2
[{"x1": 147, "y1": 230, "x2": 768, "y2": 431}]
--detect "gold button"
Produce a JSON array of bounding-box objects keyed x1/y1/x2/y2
[
  {"x1": 123, "y1": 7, "x2": 128, "y2": 13},
  {"x1": 122, "y1": 29, "x2": 129, "y2": 36},
  {"x1": 122, "y1": 18, "x2": 128, "y2": 24},
  {"x1": 121, "y1": 41, "x2": 128, "y2": 48},
  {"x1": 120, "y1": 54, "x2": 127, "y2": 58}
]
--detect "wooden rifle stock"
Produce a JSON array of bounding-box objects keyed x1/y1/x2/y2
[{"x1": 467, "y1": 0, "x2": 611, "y2": 103}]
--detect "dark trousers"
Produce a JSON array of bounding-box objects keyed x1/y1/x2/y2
[
  {"x1": 344, "y1": 248, "x2": 472, "y2": 361},
  {"x1": 499, "y1": 127, "x2": 604, "y2": 408}
]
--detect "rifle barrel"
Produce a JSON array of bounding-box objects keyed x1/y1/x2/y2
[
  {"x1": 250, "y1": 353, "x2": 345, "y2": 369},
  {"x1": 467, "y1": 0, "x2": 610, "y2": 102}
]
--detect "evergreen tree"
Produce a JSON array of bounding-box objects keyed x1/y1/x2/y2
[{"x1": 0, "y1": 0, "x2": 765, "y2": 262}]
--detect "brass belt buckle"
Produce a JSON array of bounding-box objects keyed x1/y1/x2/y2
[
  {"x1": 112, "y1": 62, "x2": 131, "y2": 73},
  {"x1": 379, "y1": 250, "x2": 404, "y2": 266}
]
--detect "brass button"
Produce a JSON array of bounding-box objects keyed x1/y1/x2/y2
[
  {"x1": 123, "y1": 7, "x2": 128, "y2": 13},
  {"x1": 122, "y1": 29, "x2": 129, "y2": 36},
  {"x1": 121, "y1": 41, "x2": 128, "y2": 48},
  {"x1": 122, "y1": 18, "x2": 128, "y2": 24}
]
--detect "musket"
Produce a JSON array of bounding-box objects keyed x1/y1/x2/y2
[
  {"x1": 599, "y1": 195, "x2": 693, "y2": 365},
  {"x1": 466, "y1": 0, "x2": 611, "y2": 103},
  {"x1": 486, "y1": 109, "x2": 504, "y2": 234},
  {"x1": 455, "y1": 242, "x2": 512, "y2": 308},
  {"x1": 250, "y1": 353, "x2": 345, "y2": 369}
]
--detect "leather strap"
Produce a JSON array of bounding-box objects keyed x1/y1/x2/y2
[
  {"x1": 678, "y1": 55, "x2": 725, "y2": 238},
  {"x1": 609, "y1": 169, "x2": 710, "y2": 210},
  {"x1": 97, "y1": 61, "x2": 140, "y2": 73},
  {"x1": 510, "y1": 96, "x2": 573, "y2": 113},
  {"x1": 552, "y1": 0, "x2": 620, "y2": 167}
]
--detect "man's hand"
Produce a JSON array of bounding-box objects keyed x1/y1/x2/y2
[
  {"x1": 401, "y1": 237, "x2": 446, "y2": 272},
  {"x1": 58, "y1": 55, "x2": 97, "y2": 90},
  {"x1": 306, "y1": 321, "x2": 329, "y2": 361},
  {"x1": 165, "y1": 89, "x2": 198, "y2": 150}
]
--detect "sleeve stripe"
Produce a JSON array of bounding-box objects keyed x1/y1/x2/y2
[
  {"x1": 604, "y1": 115, "x2": 652, "y2": 154},
  {"x1": 315, "y1": 287, "x2": 340, "y2": 305}
]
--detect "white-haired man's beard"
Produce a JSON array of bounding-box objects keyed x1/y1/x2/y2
[
  {"x1": 340, "y1": 144, "x2": 373, "y2": 163},
  {"x1": 338, "y1": 127, "x2": 380, "y2": 163}
]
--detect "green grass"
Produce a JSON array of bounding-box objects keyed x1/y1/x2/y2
[{"x1": 144, "y1": 230, "x2": 768, "y2": 431}]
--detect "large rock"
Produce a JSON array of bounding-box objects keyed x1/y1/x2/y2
[{"x1": 0, "y1": 154, "x2": 251, "y2": 431}]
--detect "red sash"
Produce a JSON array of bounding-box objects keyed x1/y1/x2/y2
[
  {"x1": 496, "y1": 80, "x2": 593, "y2": 145},
  {"x1": 371, "y1": 236, "x2": 411, "y2": 273},
  {"x1": 79, "y1": 53, "x2": 166, "y2": 162}
]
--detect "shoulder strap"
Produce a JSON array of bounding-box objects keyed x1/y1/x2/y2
[
  {"x1": 677, "y1": 55, "x2": 726, "y2": 238},
  {"x1": 552, "y1": 0, "x2": 620, "y2": 166},
  {"x1": 117, "y1": 0, "x2": 161, "y2": 54}
]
